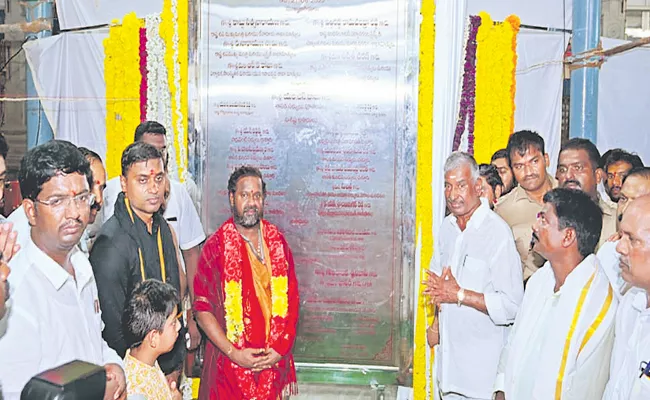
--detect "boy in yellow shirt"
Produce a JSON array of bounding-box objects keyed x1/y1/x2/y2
[{"x1": 122, "y1": 279, "x2": 182, "y2": 400}]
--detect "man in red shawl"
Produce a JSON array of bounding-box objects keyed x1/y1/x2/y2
[{"x1": 194, "y1": 166, "x2": 299, "y2": 400}]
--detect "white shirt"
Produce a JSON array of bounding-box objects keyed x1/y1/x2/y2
[
  {"x1": 597, "y1": 240, "x2": 626, "y2": 300},
  {"x1": 433, "y1": 199, "x2": 524, "y2": 399},
  {"x1": 7, "y1": 205, "x2": 29, "y2": 251},
  {"x1": 603, "y1": 288, "x2": 650, "y2": 400},
  {"x1": 495, "y1": 255, "x2": 617, "y2": 400},
  {"x1": 0, "y1": 237, "x2": 122, "y2": 400},
  {"x1": 102, "y1": 177, "x2": 206, "y2": 253}
]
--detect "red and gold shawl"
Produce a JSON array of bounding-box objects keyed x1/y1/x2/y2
[{"x1": 194, "y1": 218, "x2": 298, "y2": 400}]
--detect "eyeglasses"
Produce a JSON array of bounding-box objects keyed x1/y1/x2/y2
[{"x1": 34, "y1": 193, "x2": 95, "y2": 210}]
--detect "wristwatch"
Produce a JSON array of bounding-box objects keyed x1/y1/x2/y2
[{"x1": 456, "y1": 288, "x2": 465, "y2": 307}]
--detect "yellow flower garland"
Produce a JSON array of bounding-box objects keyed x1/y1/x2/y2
[
  {"x1": 473, "y1": 12, "x2": 520, "y2": 164},
  {"x1": 104, "y1": 13, "x2": 143, "y2": 179},
  {"x1": 414, "y1": 0, "x2": 436, "y2": 398},
  {"x1": 224, "y1": 280, "x2": 245, "y2": 343},
  {"x1": 271, "y1": 276, "x2": 289, "y2": 318}
]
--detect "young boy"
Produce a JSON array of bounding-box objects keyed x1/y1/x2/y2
[{"x1": 123, "y1": 279, "x2": 182, "y2": 400}]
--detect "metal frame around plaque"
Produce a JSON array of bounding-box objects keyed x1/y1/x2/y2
[{"x1": 194, "y1": 0, "x2": 419, "y2": 387}]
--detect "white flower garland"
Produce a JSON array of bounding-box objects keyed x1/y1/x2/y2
[
  {"x1": 171, "y1": 0, "x2": 187, "y2": 181},
  {"x1": 145, "y1": 13, "x2": 178, "y2": 179}
]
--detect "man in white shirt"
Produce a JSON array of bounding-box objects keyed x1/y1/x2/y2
[
  {"x1": 101, "y1": 121, "x2": 206, "y2": 349},
  {"x1": 602, "y1": 195, "x2": 650, "y2": 399},
  {"x1": 423, "y1": 152, "x2": 524, "y2": 400},
  {"x1": 0, "y1": 140, "x2": 125, "y2": 400},
  {"x1": 597, "y1": 167, "x2": 650, "y2": 298},
  {"x1": 495, "y1": 188, "x2": 617, "y2": 400}
]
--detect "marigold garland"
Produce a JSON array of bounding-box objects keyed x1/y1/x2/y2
[
  {"x1": 271, "y1": 276, "x2": 289, "y2": 318},
  {"x1": 224, "y1": 280, "x2": 245, "y2": 343},
  {"x1": 104, "y1": 1, "x2": 189, "y2": 181},
  {"x1": 414, "y1": 0, "x2": 436, "y2": 398},
  {"x1": 104, "y1": 13, "x2": 144, "y2": 179},
  {"x1": 473, "y1": 12, "x2": 520, "y2": 164}
]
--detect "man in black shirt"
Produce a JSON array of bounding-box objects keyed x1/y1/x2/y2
[{"x1": 90, "y1": 142, "x2": 186, "y2": 379}]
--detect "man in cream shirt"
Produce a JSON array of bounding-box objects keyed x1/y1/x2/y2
[
  {"x1": 495, "y1": 188, "x2": 617, "y2": 400},
  {"x1": 602, "y1": 195, "x2": 650, "y2": 399},
  {"x1": 424, "y1": 152, "x2": 523, "y2": 400}
]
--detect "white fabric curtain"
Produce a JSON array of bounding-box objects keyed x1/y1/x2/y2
[
  {"x1": 514, "y1": 30, "x2": 567, "y2": 173},
  {"x1": 23, "y1": 30, "x2": 109, "y2": 160},
  {"x1": 56, "y1": 0, "x2": 163, "y2": 30},
  {"x1": 432, "y1": 0, "x2": 468, "y2": 237},
  {"x1": 598, "y1": 38, "x2": 650, "y2": 164}
]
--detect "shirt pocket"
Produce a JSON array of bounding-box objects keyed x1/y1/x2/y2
[
  {"x1": 459, "y1": 256, "x2": 488, "y2": 292},
  {"x1": 630, "y1": 375, "x2": 650, "y2": 400}
]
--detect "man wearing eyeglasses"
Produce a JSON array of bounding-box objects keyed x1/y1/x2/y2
[
  {"x1": 0, "y1": 140, "x2": 126, "y2": 400},
  {"x1": 602, "y1": 195, "x2": 650, "y2": 399},
  {"x1": 90, "y1": 142, "x2": 186, "y2": 385}
]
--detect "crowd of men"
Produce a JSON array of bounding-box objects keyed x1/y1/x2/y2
[
  {"x1": 0, "y1": 121, "x2": 299, "y2": 400},
  {"x1": 0, "y1": 123, "x2": 649, "y2": 400},
  {"x1": 425, "y1": 130, "x2": 650, "y2": 400}
]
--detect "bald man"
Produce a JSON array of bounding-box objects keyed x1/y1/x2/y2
[
  {"x1": 597, "y1": 167, "x2": 650, "y2": 298},
  {"x1": 602, "y1": 195, "x2": 650, "y2": 399}
]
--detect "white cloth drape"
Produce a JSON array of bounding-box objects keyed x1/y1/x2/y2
[
  {"x1": 432, "y1": 0, "x2": 468, "y2": 236},
  {"x1": 514, "y1": 30, "x2": 567, "y2": 174},
  {"x1": 56, "y1": 0, "x2": 163, "y2": 30},
  {"x1": 598, "y1": 38, "x2": 650, "y2": 165},
  {"x1": 23, "y1": 30, "x2": 109, "y2": 160}
]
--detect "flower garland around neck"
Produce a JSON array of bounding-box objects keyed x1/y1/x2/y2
[
  {"x1": 452, "y1": 15, "x2": 481, "y2": 154},
  {"x1": 473, "y1": 12, "x2": 520, "y2": 164},
  {"x1": 223, "y1": 223, "x2": 289, "y2": 346},
  {"x1": 104, "y1": 13, "x2": 144, "y2": 179}
]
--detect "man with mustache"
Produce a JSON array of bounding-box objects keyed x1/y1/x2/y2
[
  {"x1": 494, "y1": 188, "x2": 616, "y2": 400},
  {"x1": 0, "y1": 140, "x2": 126, "y2": 400},
  {"x1": 193, "y1": 166, "x2": 299, "y2": 400},
  {"x1": 601, "y1": 148, "x2": 643, "y2": 204},
  {"x1": 602, "y1": 195, "x2": 650, "y2": 399},
  {"x1": 597, "y1": 167, "x2": 650, "y2": 298},
  {"x1": 424, "y1": 152, "x2": 523, "y2": 400},
  {"x1": 495, "y1": 130, "x2": 557, "y2": 281},
  {"x1": 90, "y1": 142, "x2": 187, "y2": 382},
  {"x1": 556, "y1": 138, "x2": 617, "y2": 250}
]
